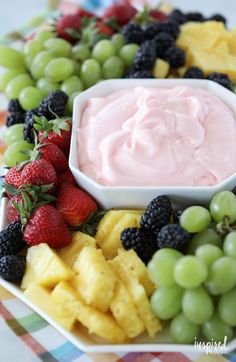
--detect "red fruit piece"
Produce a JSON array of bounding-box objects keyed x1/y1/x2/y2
[
  {"x1": 24, "y1": 204, "x2": 72, "y2": 248},
  {"x1": 95, "y1": 20, "x2": 114, "y2": 36},
  {"x1": 7, "y1": 194, "x2": 23, "y2": 222},
  {"x1": 57, "y1": 169, "x2": 76, "y2": 186},
  {"x1": 76, "y1": 8, "x2": 95, "y2": 18},
  {"x1": 21, "y1": 159, "x2": 57, "y2": 191},
  {"x1": 56, "y1": 14, "x2": 82, "y2": 42},
  {"x1": 103, "y1": 3, "x2": 137, "y2": 26},
  {"x1": 57, "y1": 183, "x2": 98, "y2": 226},
  {"x1": 5, "y1": 166, "x2": 23, "y2": 195},
  {"x1": 150, "y1": 9, "x2": 167, "y2": 21},
  {"x1": 39, "y1": 142, "x2": 68, "y2": 173}
]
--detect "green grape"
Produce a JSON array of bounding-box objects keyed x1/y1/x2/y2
[
  {"x1": 5, "y1": 74, "x2": 34, "y2": 99},
  {"x1": 72, "y1": 60, "x2": 81, "y2": 76},
  {"x1": 102, "y1": 56, "x2": 124, "y2": 79},
  {"x1": 210, "y1": 191, "x2": 236, "y2": 223},
  {"x1": 205, "y1": 256, "x2": 236, "y2": 295},
  {"x1": 148, "y1": 248, "x2": 182, "y2": 286},
  {"x1": 0, "y1": 45, "x2": 25, "y2": 70},
  {"x1": 61, "y1": 75, "x2": 84, "y2": 96},
  {"x1": 30, "y1": 51, "x2": 54, "y2": 79},
  {"x1": 223, "y1": 231, "x2": 236, "y2": 258},
  {"x1": 111, "y1": 33, "x2": 125, "y2": 52},
  {"x1": 67, "y1": 91, "x2": 81, "y2": 113},
  {"x1": 119, "y1": 44, "x2": 139, "y2": 67},
  {"x1": 195, "y1": 244, "x2": 223, "y2": 268},
  {"x1": 187, "y1": 228, "x2": 222, "y2": 254},
  {"x1": 45, "y1": 58, "x2": 74, "y2": 82},
  {"x1": 36, "y1": 78, "x2": 60, "y2": 96},
  {"x1": 218, "y1": 288, "x2": 236, "y2": 326},
  {"x1": 23, "y1": 40, "x2": 44, "y2": 58},
  {"x1": 44, "y1": 38, "x2": 72, "y2": 57},
  {"x1": 182, "y1": 287, "x2": 214, "y2": 324},
  {"x1": 174, "y1": 256, "x2": 208, "y2": 288},
  {"x1": 4, "y1": 141, "x2": 34, "y2": 167},
  {"x1": 4, "y1": 124, "x2": 24, "y2": 145},
  {"x1": 92, "y1": 39, "x2": 116, "y2": 64},
  {"x1": 170, "y1": 313, "x2": 200, "y2": 344},
  {"x1": 35, "y1": 29, "x2": 55, "y2": 43},
  {"x1": 19, "y1": 87, "x2": 44, "y2": 111},
  {"x1": 150, "y1": 285, "x2": 183, "y2": 320},
  {"x1": 202, "y1": 313, "x2": 233, "y2": 342},
  {"x1": 180, "y1": 206, "x2": 211, "y2": 233},
  {"x1": 80, "y1": 59, "x2": 101, "y2": 88},
  {"x1": 72, "y1": 44, "x2": 91, "y2": 62},
  {"x1": 0, "y1": 69, "x2": 22, "y2": 91}
]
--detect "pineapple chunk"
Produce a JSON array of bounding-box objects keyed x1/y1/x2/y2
[
  {"x1": 110, "y1": 279, "x2": 144, "y2": 338},
  {"x1": 72, "y1": 246, "x2": 116, "y2": 311},
  {"x1": 24, "y1": 284, "x2": 76, "y2": 330},
  {"x1": 109, "y1": 259, "x2": 162, "y2": 337},
  {"x1": 52, "y1": 281, "x2": 127, "y2": 344},
  {"x1": 21, "y1": 243, "x2": 74, "y2": 289},
  {"x1": 58, "y1": 231, "x2": 96, "y2": 267},
  {"x1": 116, "y1": 249, "x2": 155, "y2": 296},
  {"x1": 153, "y1": 58, "x2": 170, "y2": 78},
  {"x1": 98, "y1": 212, "x2": 142, "y2": 259}
]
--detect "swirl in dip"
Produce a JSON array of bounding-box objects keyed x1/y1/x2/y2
[{"x1": 77, "y1": 85, "x2": 236, "y2": 186}]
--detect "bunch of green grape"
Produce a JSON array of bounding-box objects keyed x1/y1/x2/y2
[
  {"x1": 148, "y1": 190, "x2": 236, "y2": 344},
  {"x1": 0, "y1": 29, "x2": 138, "y2": 114}
]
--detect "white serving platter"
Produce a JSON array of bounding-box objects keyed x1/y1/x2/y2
[{"x1": 0, "y1": 196, "x2": 236, "y2": 353}]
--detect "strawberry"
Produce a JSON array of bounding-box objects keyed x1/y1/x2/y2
[
  {"x1": 57, "y1": 169, "x2": 76, "y2": 186},
  {"x1": 56, "y1": 14, "x2": 82, "y2": 42},
  {"x1": 7, "y1": 194, "x2": 23, "y2": 223},
  {"x1": 35, "y1": 116, "x2": 72, "y2": 155},
  {"x1": 5, "y1": 166, "x2": 23, "y2": 195},
  {"x1": 24, "y1": 204, "x2": 72, "y2": 248},
  {"x1": 76, "y1": 8, "x2": 95, "y2": 18},
  {"x1": 103, "y1": 3, "x2": 137, "y2": 26},
  {"x1": 150, "y1": 9, "x2": 167, "y2": 21},
  {"x1": 21, "y1": 159, "x2": 57, "y2": 191},
  {"x1": 39, "y1": 142, "x2": 68, "y2": 173},
  {"x1": 57, "y1": 183, "x2": 98, "y2": 226},
  {"x1": 95, "y1": 20, "x2": 114, "y2": 36}
]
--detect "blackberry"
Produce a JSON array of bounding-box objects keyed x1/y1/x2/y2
[
  {"x1": 208, "y1": 72, "x2": 232, "y2": 91},
  {"x1": 134, "y1": 41, "x2": 156, "y2": 70},
  {"x1": 24, "y1": 109, "x2": 40, "y2": 144},
  {"x1": 125, "y1": 69, "x2": 154, "y2": 79},
  {"x1": 183, "y1": 66, "x2": 205, "y2": 79},
  {"x1": 185, "y1": 12, "x2": 205, "y2": 22},
  {"x1": 169, "y1": 9, "x2": 187, "y2": 25},
  {"x1": 145, "y1": 21, "x2": 162, "y2": 40},
  {"x1": 121, "y1": 227, "x2": 158, "y2": 264},
  {"x1": 208, "y1": 14, "x2": 226, "y2": 25},
  {"x1": 38, "y1": 90, "x2": 68, "y2": 120},
  {"x1": 173, "y1": 209, "x2": 184, "y2": 224},
  {"x1": 8, "y1": 99, "x2": 24, "y2": 114},
  {"x1": 152, "y1": 32, "x2": 175, "y2": 57},
  {"x1": 141, "y1": 195, "x2": 172, "y2": 234},
  {"x1": 0, "y1": 221, "x2": 26, "y2": 258},
  {"x1": 122, "y1": 23, "x2": 145, "y2": 45},
  {"x1": 164, "y1": 46, "x2": 186, "y2": 68},
  {"x1": 232, "y1": 186, "x2": 236, "y2": 195},
  {"x1": 6, "y1": 112, "x2": 25, "y2": 127},
  {"x1": 156, "y1": 224, "x2": 190, "y2": 251},
  {"x1": 0, "y1": 255, "x2": 26, "y2": 282},
  {"x1": 157, "y1": 20, "x2": 180, "y2": 40}
]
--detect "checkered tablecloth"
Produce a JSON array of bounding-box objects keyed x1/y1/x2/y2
[{"x1": 0, "y1": 1, "x2": 236, "y2": 361}]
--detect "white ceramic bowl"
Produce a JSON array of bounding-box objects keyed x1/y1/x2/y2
[{"x1": 69, "y1": 79, "x2": 236, "y2": 209}]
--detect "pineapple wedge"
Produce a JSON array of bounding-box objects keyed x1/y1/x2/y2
[
  {"x1": 52, "y1": 281, "x2": 127, "y2": 344},
  {"x1": 153, "y1": 58, "x2": 170, "y2": 78},
  {"x1": 96, "y1": 211, "x2": 142, "y2": 259},
  {"x1": 58, "y1": 231, "x2": 96, "y2": 267},
  {"x1": 109, "y1": 259, "x2": 162, "y2": 337},
  {"x1": 72, "y1": 246, "x2": 116, "y2": 311},
  {"x1": 116, "y1": 249, "x2": 155, "y2": 296},
  {"x1": 21, "y1": 243, "x2": 74, "y2": 289},
  {"x1": 24, "y1": 284, "x2": 76, "y2": 330},
  {"x1": 110, "y1": 279, "x2": 144, "y2": 338}
]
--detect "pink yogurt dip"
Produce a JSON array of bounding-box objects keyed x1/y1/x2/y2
[{"x1": 77, "y1": 85, "x2": 236, "y2": 186}]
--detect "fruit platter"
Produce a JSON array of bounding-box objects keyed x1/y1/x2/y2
[{"x1": 1, "y1": 1, "x2": 236, "y2": 354}]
